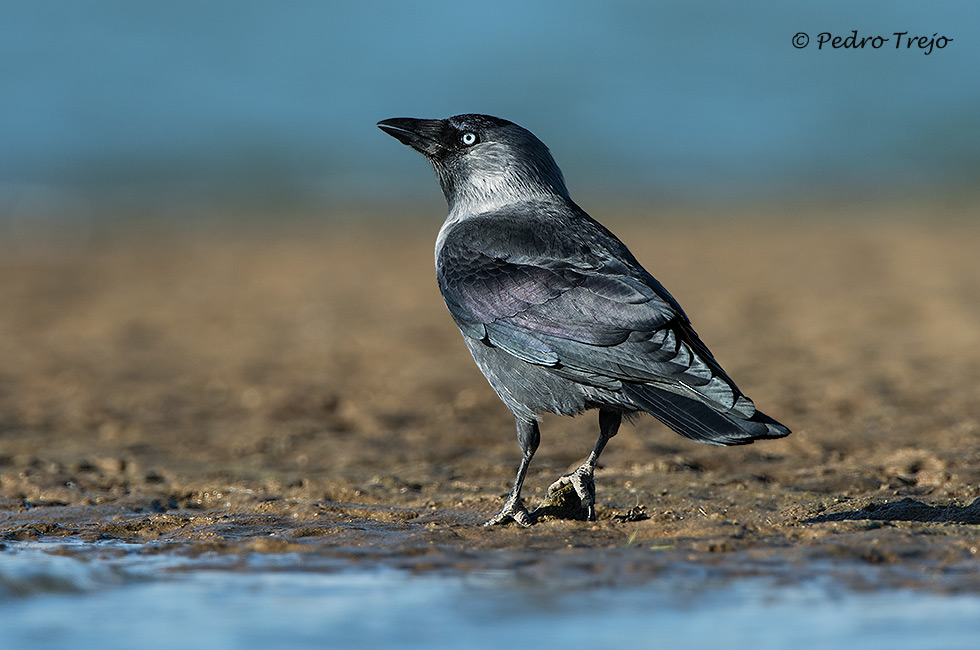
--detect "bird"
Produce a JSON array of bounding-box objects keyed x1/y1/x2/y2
[{"x1": 377, "y1": 114, "x2": 790, "y2": 527}]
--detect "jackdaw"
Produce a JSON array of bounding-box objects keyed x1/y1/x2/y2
[{"x1": 378, "y1": 114, "x2": 790, "y2": 527}]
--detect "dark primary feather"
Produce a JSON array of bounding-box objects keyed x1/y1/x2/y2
[{"x1": 437, "y1": 200, "x2": 787, "y2": 445}]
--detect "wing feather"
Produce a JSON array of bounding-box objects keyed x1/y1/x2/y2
[{"x1": 436, "y1": 206, "x2": 750, "y2": 418}]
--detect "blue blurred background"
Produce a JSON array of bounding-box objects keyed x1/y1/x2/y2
[{"x1": 2, "y1": 0, "x2": 977, "y2": 220}]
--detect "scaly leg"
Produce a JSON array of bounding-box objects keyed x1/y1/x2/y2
[
  {"x1": 546, "y1": 408, "x2": 622, "y2": 521},
  {"x1": 484, "y1": 417, "x2": 540, "y2": 527}
]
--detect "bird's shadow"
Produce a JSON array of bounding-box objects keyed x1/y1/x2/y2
[
  {"x1": 804, "y1": 497, "x2": 980, "y2": 525},
  {"x1": 528, "y1": 504, "x2": 588, "y2": 523}
]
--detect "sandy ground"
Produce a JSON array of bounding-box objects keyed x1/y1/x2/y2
[{"x1": 1, "y1": 205, "x2": 979, "y2": 587}]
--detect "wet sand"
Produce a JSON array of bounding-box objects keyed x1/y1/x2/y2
[{"x1": 1, "y1": 206, "x2": 979, "y2": 588}]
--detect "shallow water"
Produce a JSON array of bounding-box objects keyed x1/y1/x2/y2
[{"x1": 2, "y1": 542, "x2": 979, "y2": 650}]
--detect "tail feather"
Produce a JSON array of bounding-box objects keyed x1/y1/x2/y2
[{"x1": 621, "y1": 384, "x2": 790, "y2": 446}]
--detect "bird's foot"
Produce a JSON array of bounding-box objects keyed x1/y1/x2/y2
[
  {"x1": 483, "y1": 498, "x2": 533, "y2": 528},
  {"x1": 545, "y1": 465, "x2": 597, "y2": 521}
]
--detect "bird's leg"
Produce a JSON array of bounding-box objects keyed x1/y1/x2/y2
[
  {"x1": 484, "y1": 417, "x2": 540, "y2": 528},
  {"x1": 546, "y1": 408, "x2": 622, "y2": 521}
]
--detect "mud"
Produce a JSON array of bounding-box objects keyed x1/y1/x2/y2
[{"x1": 2, "y1": 206, "x2": 979, "y2": 588}]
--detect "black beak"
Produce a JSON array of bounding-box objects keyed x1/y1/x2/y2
[{"x1": 377, "y1": 117, "x2": 445, "y2": 156}]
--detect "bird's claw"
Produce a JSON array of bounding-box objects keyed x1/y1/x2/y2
[
  {"x1": 484, "y1": 498, "x2": 533, "y2": 528},
  {"x1": 546, "y1": 467, "x2": 597, "y2": 521}
]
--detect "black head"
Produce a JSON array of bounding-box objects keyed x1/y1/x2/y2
[
  {"x1": 377, "y1": 114, "x2": 515, "y2": 159},
  {"x1": 377, "y1": 114, "x2": 569, "y2": 209}
]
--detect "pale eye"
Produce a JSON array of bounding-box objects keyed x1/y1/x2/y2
[{"x1": 461, "y1": 132, "x2": 478, "y2": 146}]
